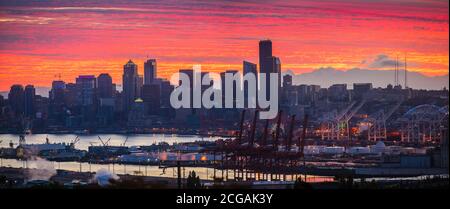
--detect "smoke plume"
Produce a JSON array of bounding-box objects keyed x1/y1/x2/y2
[
  {"x1": 93, "y1": 168, "x2": 119, "y2": 186},
  {"x1": 25, "y1": 157, "x2": 57, "y2": 181}
]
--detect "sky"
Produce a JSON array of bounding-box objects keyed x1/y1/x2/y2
[{"x1": 0, "y1": 0, "x2": 448, "y2": 91}]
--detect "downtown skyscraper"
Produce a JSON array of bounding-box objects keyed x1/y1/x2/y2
[
  {"x1": 243, "y1": 61, "x2": 257, "y2": 107},
  {"x1": 144, "y1": 59, "x2": 157, "y2": 85},
  {"x1": 97, "y1": 73, "x2": 113, "y2": 99},
  {"x1": 122, "y1": 60, "x2": 141, "y2": 113},
  {"x1": 259, "y1": 40, "x2": 281, "y2": 101},
  {"x1": 24, "y1": 85, "x2": 36, "y2": 118}
]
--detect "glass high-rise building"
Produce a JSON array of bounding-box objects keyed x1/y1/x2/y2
[
  {"x1": 243, "y1": 61, "x2": 257, "y2": 107},
  {"x1": 122, "y1": 60, "x2": 140, "y2": 113},
  {"x1": 259, "y1": 40, "x2": 281, "y2": 101},
  {"x1": 97, "y1": 73, "x2": 113, "y2": 98},
  {"x1": 24, "y1": 85, "x2": 36, "y2": 118},
  {"x1": 8, "y1": 84, "x2": 24, "y2": 116},
  {"x1": 76, "y1": 75, "x2": 96, "y2": 106},
  {"x1": 144, "y1": 59, "x2": 157, "y2": 85},
  {"x1": 259, "y1": 40, "x2": 272, "y2": 75}
]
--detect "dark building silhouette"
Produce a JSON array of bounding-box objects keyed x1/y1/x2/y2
[
  {"x1": 97, "y1": 73, "x2": 113, "y2": 98},
  {"x1": 281, "y1": 74, "x2": 292, "y2": 106},
  {"x1": 353, "y1": 83, "x2": 373, "y2": 100},
  {"x1": 138, "y1": 75, "x2": 143, "y2": 97},
  {"x1": 122, "y1": 60, "x2": 140, "y2": 113},
  {"x1": 8, "y1": 84, "x2": 24, "y2": 116},
  {"x1": 270, "y1": 56, "x2": 281, "y2": 101},
  {"x1": 97, "y1": 74, "x2": 115, "y2": 126},
  {"x1": 24, "y1": 85, "x2": 35, "y2": 118},
  {"x1": 283, "y1": 74, "x2": 292, "y2": 88},
  {"x1": 49, "y1": 80, "x2": 66, "y2": 105},
  {"x1": 243, "y1": 61, "x2": 257, "y2": 107},
  {"x1": 160, "y1": 79, "x2": 174, "y2": 108},
  {"x1": 48, "y1": 81, "x2": 67, "y2": 126},
  {"x1": 65, "y1": 83, "x2": 78, "y2": 108},
  {"x1": 76, "y1": 75, "x2": 96, "y2": 106},
  {"x1": 0, "y1": 95, "x2": 4, "y2": 108},
  {"x1": 259, "y1": 40, "x2": 281, "y2": 101},
  {"x1": 259, "y1": 40, "x2": 272, "y2": 76},
  {"x1": 179, "y1": 69, "x2": 194, "y2": 109},
  {"x1": 328, "y1": 84, "x2": 349, "y2": 102},
  {"x1": 144, "y1": 59, "x2": 157, "y2": 85},
  {"x1": 243, "y1": 61, "x2": 257, "y2": 75},
  {"x1": 142, "y1": 84, "x2": 161, "y2": 115},
  {"x1": 76, "y1": 75, "x2": 97, "y2": 125},
  {"x1": 97, "y1": 97, "x2": 115, "y2": 127}
]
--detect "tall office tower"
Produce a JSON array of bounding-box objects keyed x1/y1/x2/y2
[
  {"x1": 76, "y1": 75, "x2": 97, "y2": 124},
  {"x1": 48, "y1": 81, "x2": 66, "y2": 125},
  {"x1": 122, "y1": 60, "x2": 139, "y2": 113},
  {"x1": 160, "y1": 79, "x2": 174, "y2": 108},
  {"x1": 144, "y1": 59, "x2": 157, "y2": 85},
  {"x1": 8, "y1": 84, "x2": 24, "y2": 116},
  {"x1": 24, "y1": 85, "x2": 36, "y2": 118},
  {"x1": 259, "y1": 40, "x2": 273, "y2": 75},
  {"x1": 97, "y1": 73, "x2": 113, "y2": 98},
  {"x1": 64, "y1": 83, "x2": 78, "y2": 108},
  {"x1": 281, "y1": 74, "x2": 292, "y2": 106},
  {"x1": 179, "y1": 69, "x2": 194, "y2": 108},
  {"x1": 142, "y1": 84, "x2": 161, "y2": 115},
  {"x1": 76, "y1": 75, "x2": 97, "y2": 106},
  {"x1": 271, "y1": 56, "x2": 282, "y2": 103},
  {"x1": 243, "y1": 61, "x2": 257, "y2": 107},
  {"x1": 259, "y1": 40, "x2": 281, "y2": 101},
  {"x1": 137, "y1": 75, "x2": 143, "y2": 98},
  {"x1": 49, "y1": 80, "x2": 66, "y2": 104}
]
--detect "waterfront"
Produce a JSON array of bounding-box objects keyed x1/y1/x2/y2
[
  {"x1": 0, "y1": 134, "x2": 221, "y2": 151},
  {"x1": 0, "y1": 134, "x2": 336, "y2": 182},
  {"x1": 0, "y1": 158, "x2": 336, "y2": 183}
]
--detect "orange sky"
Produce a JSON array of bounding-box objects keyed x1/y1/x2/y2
[{"x1": 0, "y1": 0, "x2": 448, "y2": 91}]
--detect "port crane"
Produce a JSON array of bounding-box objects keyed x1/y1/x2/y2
[
  {"x1": 97, "y1": 136, "x2": 112, "y2": 153},
  {"x1": 69, "y1": 136, "x2": 81, "y2": 149},
  {"x1": 121, "y1": 136, "x2": 129, "y2": 147},
  {"x1": 320, "y1": 101, "x2": 356, "y2": 140},
  {"x1": 340, "y1": 99, "x2": 366, "y2": 141},
  {"x1": 210, "y1": 110, "x2": 312, "y2": 182},
  {"x1": 98, "y1": 136, "x2": 111, "y2": 147},
  {"x1": 366, "y1": 99, "x2": 403, "y2": 141}
]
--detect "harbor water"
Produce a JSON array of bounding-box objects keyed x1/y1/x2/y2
[{"x1": 0, "y1": 134, "x2": 221, "y2": 150}]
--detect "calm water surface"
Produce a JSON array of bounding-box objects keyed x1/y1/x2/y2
[{"x1": 0, "y1": 134, "x2": 222, "y2": 150}]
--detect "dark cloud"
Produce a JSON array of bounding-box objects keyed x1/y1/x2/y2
[{"x1": 368, "y1": 54, "x2": 402, "y2": 68}]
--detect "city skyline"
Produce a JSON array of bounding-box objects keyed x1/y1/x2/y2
[
  {"x1": 0, "y1": 1, "x2": 448, "y2": 192},
  {"x1": 0, "y1": 0, "x2": 448, "y2": 91}
]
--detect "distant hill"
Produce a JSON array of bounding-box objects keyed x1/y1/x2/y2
[{"x1": 283, "y1": 68, "x2": 449, "y2": 90}]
